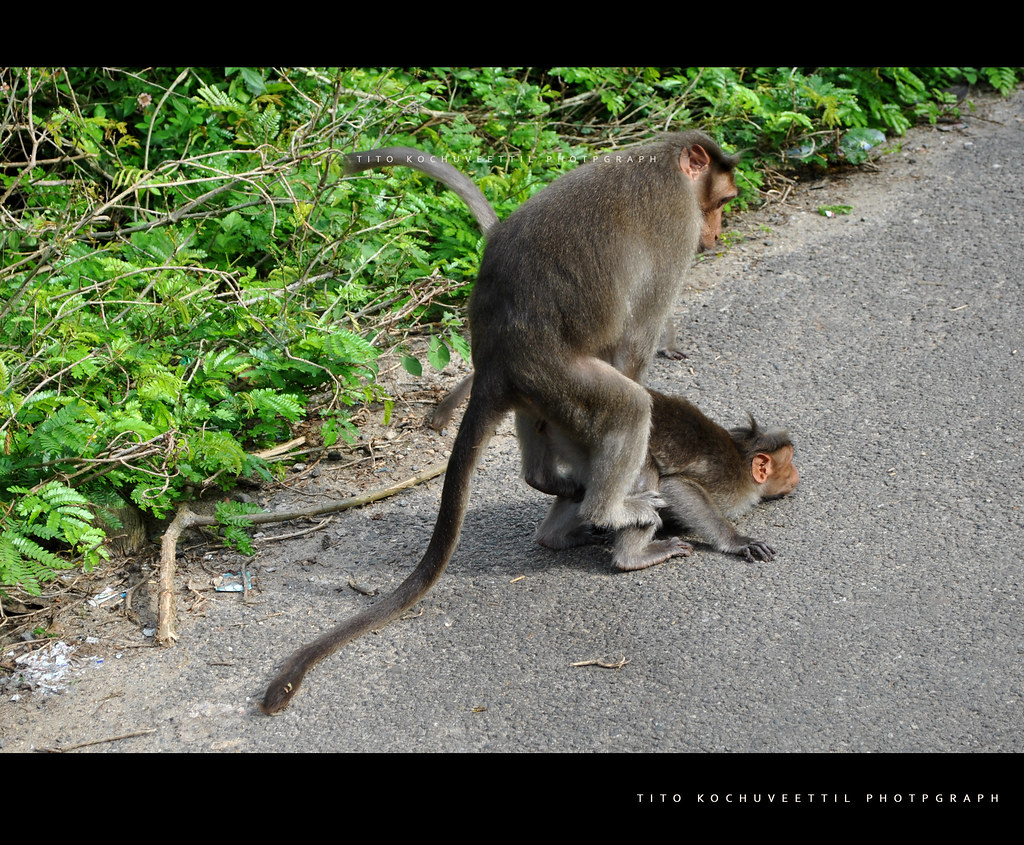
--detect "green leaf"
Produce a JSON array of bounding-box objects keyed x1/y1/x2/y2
[
  {"x1": 426, "y1": 336, "x2": 450, "y2": 371},
  {"x1": 447, "y1": 331, "x2": 471, "y2": 363},
  {"x1": 215, "y1": 500, "x2": 263, "y2": 555},
  {"x1": 237, "y1": 68, "x2": 268, "y2": 97}
]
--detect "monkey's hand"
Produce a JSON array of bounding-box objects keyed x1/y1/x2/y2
[{"x1": 733, "y1": 539, "x2": 775, "y2": 562}]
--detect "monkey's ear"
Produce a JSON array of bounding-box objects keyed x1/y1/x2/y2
[
  {"x1": 751, "y1": 452, "x2": 772, "y2": 485},
  {"x1": 679, "y1": 145, "x2": 711, "y2": 179}
]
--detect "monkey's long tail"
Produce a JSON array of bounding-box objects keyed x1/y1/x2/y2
[
  {"x1": 260, "y1": 392, "x2": 504, "y2": 714},
  {"x1": 343, "y1": 146, "x2": 499, "y2": 235}
]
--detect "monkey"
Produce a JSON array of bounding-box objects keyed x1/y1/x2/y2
[
  {"x1": 261, "y1": 133, "x2": 739, "y2": 713},
  {"x1": 526, "y1": 389, "x2": 798, "y2": 570},
  {"x1": 421, "y1": 160, "x2": 688, "y2": 433},
  {"x1": 641, "y1": 394, "x2": 798, "y2": 565}
]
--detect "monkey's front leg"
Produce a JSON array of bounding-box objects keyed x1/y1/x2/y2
[
  {"x1": 656, "y1": 320, "x2": 688, "y2": 360},
  {"x1": 659, "y1": 476, "x2": 776, "y2": 562}
]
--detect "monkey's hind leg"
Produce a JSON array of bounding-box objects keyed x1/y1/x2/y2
[
  {"x1": 535, "y1": 496, "x2": 609, "y2": 550},
  {"x1": 521, "y1": 358, "x2": 660, "y2": 531}
]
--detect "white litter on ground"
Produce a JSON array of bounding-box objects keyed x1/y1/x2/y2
[{"x1": 4, "y1": 640, "x2": 82, "y2": 698}]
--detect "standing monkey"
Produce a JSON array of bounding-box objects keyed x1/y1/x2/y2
[
  {"x1": 262, "y1": 133, "x2": 739, "y2": 713},
  {"x1": 529, "y1": 390, "x2": 799, "y2": 570}
]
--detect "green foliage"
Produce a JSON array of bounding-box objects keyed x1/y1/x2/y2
[
  {"x1": 320, "y1": 409, "x2": 359, "y2": 448},
  {"x1": 980, "y1": 67, "x2": 1019, "y2": 96},
  {"x1": 1, "y1": 482, "x2": 108, "y2": 595},
  {"x1": 214, "y1": 500, "x2": 263, "y2": 556},
  {"x1": 1, "y1": 66, "x2": 1019, "y2": 593}
]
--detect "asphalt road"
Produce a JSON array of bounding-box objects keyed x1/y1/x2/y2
[{"x1": 3, "y1": 90, "x2": 1021, "y2": 793}]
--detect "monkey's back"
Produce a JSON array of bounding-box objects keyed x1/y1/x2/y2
[
  {"x1": 648, "y1": 390, "x2": 757, "y2": 516},
  {"x1": 469, "y1": 134, "x2": 706, "y2": 375}
]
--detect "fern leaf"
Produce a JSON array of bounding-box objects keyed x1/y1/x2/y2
[
  {"x1": 192, "y1": 430, "x2": 247, "y2": 474},
  {"x1": 195, "y1": 85, "x2": 243, "y2": 114},
  {"x1": 323, "y1": 328, "x2": 379, "y2": 364},
  {"x1": 982, "y1": 67, "x2": 1018, "y2": 96},
  {"x1": 138, "y1": 367, "x2": 183, "y2": 403},
  {"x1": 26, "y1": 400, "x2": 92, "y2": 459},
  {"x1": 0, "y1": 533, "x2": 43, "y2": 595},
  {"x1": 243, "y1": 388, "x2": 303, "y2": 422}
]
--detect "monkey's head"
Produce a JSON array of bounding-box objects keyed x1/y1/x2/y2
[
  {"x1": 731, "y1": 415, "x2": 799, "y2": 500},
  {"x1": 752, "y1": 444, "x2": 799, "y2": 499},
  {"x1": 675, "y1": 132, "x2": 740, "y2": 251}
]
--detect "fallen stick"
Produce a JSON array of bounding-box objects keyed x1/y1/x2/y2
[
  {"x1": 155, "y1": 459, "x2": 449, "y2": 645},
  {"x1": 38, "y1": 727, "x2": 157, "y2": 752}
]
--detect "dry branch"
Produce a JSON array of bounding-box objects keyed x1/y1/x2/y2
[
  {"x1": 38, "y1": 728, "x2": 157, "y2": 753},
  {"x1": 154, "y1": 459, "x2": 449, "y2": 644}
]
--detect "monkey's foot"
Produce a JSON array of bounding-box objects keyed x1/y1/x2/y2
[
  {"x1": 613, "y1": 537, "x2": 693, "y2": 571},
  {"x1": 536, "y1": 523, "x2": 609, "y2": 550}
]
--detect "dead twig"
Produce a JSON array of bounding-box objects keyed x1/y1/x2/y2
[
  {"x1": 156, "y1": 505, "x2": 202, "y2": 644},
  {"x1": 37, "y1": 727, "x2": 157, "y2": 752},
  {"x1": 347, "y1": 576, "x2": 378, "y2": 597},
  {"x1": 259, "y1": 516, "x2": 333, "y2": 543},
  {"x1": 155, "y1": 460, "x2": 449, "y2": 645},
  {"x1": 253, "y1": 436, "x2": 306, "y2": 461},
  {"x1": 571, "y1": 656, "x2": 630, "y2": 670}
]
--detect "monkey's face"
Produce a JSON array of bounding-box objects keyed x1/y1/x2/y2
[
  {"x1": 677, "y1": 142, "x2": 739, "y2": 252},
  {"x1": 698, "y1": 177, "x2": 738, "y2": 251},
  {"x1": 699, "y1": 210, "x2": 724, "y2": 251}
]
